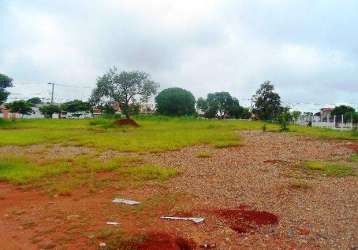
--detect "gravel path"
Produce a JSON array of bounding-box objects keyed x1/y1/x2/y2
[{"x1": 146, "y1": 131, "x2": 357, "y2": 249}]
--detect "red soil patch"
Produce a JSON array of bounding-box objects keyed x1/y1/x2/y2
[
  {"x1": 214, "y1": 206, "x2": 278, "y2": 234},
  {"x1": 263, "y1": 159, "x2": 287, "y2": 164},
  {"x1": 114, "y1": 118, "x2": 139, "y2": 127},
  {"x1": 345, "y1": 144, "x2": 358, "y2": 152},
  {"x1": 127, "y1": 232, "x2": 196, "y2": 250}
]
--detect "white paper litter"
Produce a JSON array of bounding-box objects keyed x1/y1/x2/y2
[
  {"x1": 160, "y1": 216, "x2": 205, "y2": 224},
  {"x1": 112, "y1": 198, "x2": 140, "y2": 205},
  {"x1": 106, "y1": 221, "x2": 120, "y2": 225}
]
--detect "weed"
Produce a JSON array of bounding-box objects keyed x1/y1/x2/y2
[
  {"x1": 303, "y1": 161, "x2": 355, "y2": 177},
  {"x1": 214, "y1": 140, "x2": 240, "y2": 148},
  {"x1": 349, "y1": 154, "x2": 358, "y2": 162},
  {"x1": 118, "y1": 165, "x2": 177, "y2": 182},
  {"x1": 196, "y1": 151, "x2": 213, "y2": 158},
  {"x1": 288, "y1": 180, "x2": 312, "y2": 190},
  {"x1": 262, "y1": 123, "x2": 267, "y2": 132},
  {"x1": 0, "y1": 157, "x2": 70, "y2": 184}
]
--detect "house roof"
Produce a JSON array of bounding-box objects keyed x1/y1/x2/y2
[{"x1": 320, "y1": 108, "x2": 334, "y2": 112}]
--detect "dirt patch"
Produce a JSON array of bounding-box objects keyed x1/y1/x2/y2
[
  {"x1": 114, "y1": 118, "x2": 139, "y2": 127},
  {"x1": 213, "y1": 206, "x2": 278, "y2": 234},
  {"x1": 125, "y1": 232, "x2": 196, "y2": 250},
  {"x1": 263, "y1": 159, "x2": 288, "y2": 164},
  {"x1": 345, "y1": 143, "x2": 358, "y2": 152}
]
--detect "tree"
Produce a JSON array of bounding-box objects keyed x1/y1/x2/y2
[
  {"x1": 62, "y1": 100, "x2": 90, "y2": 113},
  {"x1": 252, "y1": 81, "x2": 282, "y2": 120},
  {"x1": 197, "y1": 92, "x2": 247, "y2": 119},
  {"x1": 196, "y1": 97, "x2": 208, "y2": 115},
  {"x1": 39, "y1": 104, "x2": 61, "y2": 118},
  {"x1": 228, "y1": 97, "x2": 246, "y2": 118},
  {"x1": 291, "y1": 111, "x2": 301, "y2": 122},
  {"x1": 0, "y1": 73, "x2": 13, "y2": 105},
  {"x1": 155, "y1": 87, "x2": 196, "y2": 116},
  {"x1": 27, "y1": 97, "x2": 42, "y2": 106},
  {"x1": 6, "y1": 100, "x2": 33, "y2": 117},
  {"x1": 277, "y1": 108, "x2": 292, "y2": 132},
  {"x1": 332, "y1": 105, "x2": 355, "y2": 122},
  {"x1": 90, "y1": 68, "x2": 159, "y2": 119}
]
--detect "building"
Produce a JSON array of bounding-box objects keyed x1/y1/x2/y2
[
  {"x1": 0, "y1": 105, "x2": 10, "y2": 119},
  {"x1": 320, "y1": 108, "x2": 334, "y2": 122},
  {"x1": 0, "y1": 105, "x2": 44, "y2": 119}
]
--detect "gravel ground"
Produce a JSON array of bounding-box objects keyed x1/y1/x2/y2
[
  {"x1": 0, "y1": 131, "x2": 357, "y2": 249},
  {"x1": 145, "y1": 131, "x2": 358, "y2": 249},
  {"x1": 0, "y1": 144, "x2": 93, "y2": 160}
]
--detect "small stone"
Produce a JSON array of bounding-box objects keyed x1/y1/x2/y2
[
  {"x1": 99, "y1": 242, "x2": 106, "y2": 248},
  {"x1": 39, "y1": 240, "x2": 56, "y2": 249},
  {"x1": 66, "y1": 214, "x2": 80, "y2": 220},
  {"x1": 88, "y1": 234, "x2": 95, "y2": 239},
  {"x1": 199, "y1": 242, "x2": 216, "y2": 248}
]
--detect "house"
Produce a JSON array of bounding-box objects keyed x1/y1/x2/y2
[
  {"x1": 0, "y1": 105, "x2": 45, "y2": 119},
  {"x1": 140, "y1": 103, "x2": 155, "y2": 114},
  {"x1": 320, "y1": 108, "x2": 334, "y2": 122},
  {"x1": 0, "y1": 105, "x2": 15, "y2": 119}
]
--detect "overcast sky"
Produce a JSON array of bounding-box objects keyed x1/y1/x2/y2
[{"x1": 1, "y1": 0, "x2": 357, "y2": 111}]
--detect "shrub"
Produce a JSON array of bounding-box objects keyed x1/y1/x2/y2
[
  {"x1": 277, "y1": 111, "x2": 292, "y2": 132},
  {"x1": 262, "y1": 123, "x2": 267, "y2": 132},
  {"x1": 155, "y1": 87, "x2": 196, "y2": 116}
]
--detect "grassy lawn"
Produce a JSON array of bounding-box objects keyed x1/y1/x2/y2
[
  {"x1": 290, "y1": 125, "x2": 358, "y2": 140},
  {"x1": 0, "y1": 116, "x2": 258, "y2": 151},
  {"x1": 1, "y1": 117, "x2": 357, "y2": 151}
]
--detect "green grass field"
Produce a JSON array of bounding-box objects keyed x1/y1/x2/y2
[
  {"x1": 0, "y1": 116, "x2": 268, "y2": 151},
  {"x1": 1, "y1": 116, "x2": 356, "y2": 150}
]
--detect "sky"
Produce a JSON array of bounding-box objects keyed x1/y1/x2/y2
[{"x1": 1, "y1": 0, "x2": 357, "y2": 111}]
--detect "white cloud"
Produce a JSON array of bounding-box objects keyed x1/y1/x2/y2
[{"x1": 0, "y1": 0, "x2": 357, "y2": 111}]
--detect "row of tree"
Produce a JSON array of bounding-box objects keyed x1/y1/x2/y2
[
  {"x1": 90, "y1": 68, "x2": 281, "y2": 120},
  {"x1": 0, "y1": 70, "x2": 286, "y2": 120},
  {"x1": 8, "y1": 69, "x2": 354, "y2": 123},
  {"x1": 4, "y1": 98, "x2": 90, "y2": 118}
]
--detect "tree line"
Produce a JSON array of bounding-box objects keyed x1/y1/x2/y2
[{"x1": 1, "y1": 69, "x2": 358, "y2": 124}]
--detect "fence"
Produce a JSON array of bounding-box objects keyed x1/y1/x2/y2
[{"x1": 295, "y1": 114, "x2": 356, "y2": 130}]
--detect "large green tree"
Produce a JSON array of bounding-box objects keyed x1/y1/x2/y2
[
  {"x1": 39, "y1": 104, "x2": 61, "y2": 119},
  {"x1": 197, "y1": 92, "x2": 247, "y2": 119},
  {"x1": 0, "y1": 74, "x2": 13, "y2": 105},
  {"x1": 331, "y1": 105, "x2": 355, "y2": 118},
  {"x1": 27, "y1": 97, "x2": 42, "y2": 106},
  {"x1": 6, "y1": 100, "x2": 33, "y2": 117},
  {"x1": 62, "y1": 100, "x2": 90, "y2": 113},
  {"x1": 252, "y1": 81, "x2": 282, "y2": 120},
  {"x1": 155, "y1": 87, "x2": 196, "y2": 116},
  {"x1": 91, "y1": 68, "x2": 159, "y2": 119}
]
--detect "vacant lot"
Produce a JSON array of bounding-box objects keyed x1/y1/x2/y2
[{"x1": 0, "y1": 117, "x2": 357, "y2": 249}]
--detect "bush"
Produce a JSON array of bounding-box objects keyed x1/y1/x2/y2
[
  {"x1": 277, "y1": 111, "x2": 292, "y2": 132},
  {"x1": 155, "y1": 87, "x2": 196, "y2": 116},
  {"x1": 262, "y1": 123, "x2": 267, "y2": 132},
  {"x1": 39, "y1": 104, "x2": 61, "y2": 118}
]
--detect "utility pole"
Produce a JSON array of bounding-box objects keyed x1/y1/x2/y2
[{"x1": 48, "y1": 82, "x2": 55, "y2": 104}]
